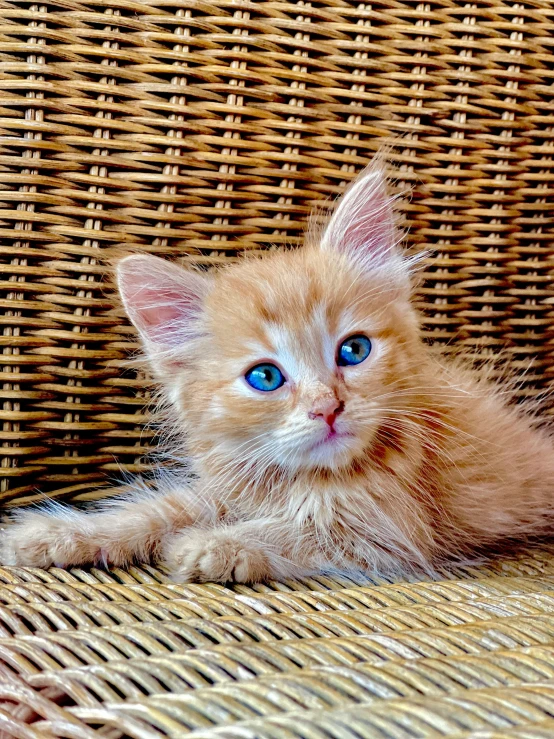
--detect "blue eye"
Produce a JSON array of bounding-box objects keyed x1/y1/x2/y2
[
  {"x1": 337, "y1": 335, "x2": 372, "y2": 366},
  {"x1": 245, "y1": 363, "x2": 285, "y2": 392}
]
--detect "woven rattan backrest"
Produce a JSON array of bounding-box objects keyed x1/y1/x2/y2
[{"x1": 1, "y1": 0, "x2": 553, "y2": 508}]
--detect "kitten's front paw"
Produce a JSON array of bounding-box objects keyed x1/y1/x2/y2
[
  {"x1": 0, "y1": 513, "x2": 98, "y2": 568},
  {"x1": 163, "y1": 530, "x2": 270, "y2": 583}
]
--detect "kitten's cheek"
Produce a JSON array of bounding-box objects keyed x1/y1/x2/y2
[{"x1": 204, "y1": 396, "x2": 227, "y2": 421}]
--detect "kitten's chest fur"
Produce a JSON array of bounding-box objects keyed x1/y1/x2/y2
[{"x1": 205, "y1": 434, "x2": 440, "y2": 572}]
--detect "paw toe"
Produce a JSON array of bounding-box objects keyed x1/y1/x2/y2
[
  {"x1": 163, "y1": 532, "x2": 268, "y2": 584},
  {"x1": 233, "y1": 548, "x2": 266, "y2": 583}
]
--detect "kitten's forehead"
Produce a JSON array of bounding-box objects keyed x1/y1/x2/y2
[
  {"x1": 222, "y1": 251, "x2": 357, "y2": 322},
  {"x1": 210, "y1": 250, "x2": 373, "y2": 369},
  {"x1": 263, "y1": 305, "x2": 340, "y2": 372}
]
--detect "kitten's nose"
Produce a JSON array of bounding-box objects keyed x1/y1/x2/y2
[{"x1": 309, "y1": 398, "x2": 344, "y2": 428}]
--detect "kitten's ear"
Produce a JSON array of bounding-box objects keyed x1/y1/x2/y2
[
  {"x1": 116, "y1": 254, "x2": 209, "y2": 356},
  {"x1": 321, "y1": 159, "x2": 403, "y2": 273}
]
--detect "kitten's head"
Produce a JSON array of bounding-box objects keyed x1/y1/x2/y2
[{"x1": 118, "y1": 160, "x2": 422, "y2": 474}]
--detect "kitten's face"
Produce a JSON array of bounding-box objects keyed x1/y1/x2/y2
[
  {"x1": 117, "y1": 158, "x2": 420, "y2": 474},
  {"x1": 186, "y1": 249, "x2": 419, "y2": 472}
]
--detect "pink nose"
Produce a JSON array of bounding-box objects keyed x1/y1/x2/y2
[{"x1": 309, "y1": 399, "x2": 344, "y2": 428}]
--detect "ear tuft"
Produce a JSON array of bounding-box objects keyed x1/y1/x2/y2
[
  {"x1": 117, "y1": 254, "x2": 209, "y2": 352},
  {"x1": 320, "y1": 157, "x2": 403, "y2": 272}
]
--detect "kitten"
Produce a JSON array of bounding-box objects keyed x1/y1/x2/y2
[{"x1": 2, "y1": 158, "x2": 553, "y2": 583}]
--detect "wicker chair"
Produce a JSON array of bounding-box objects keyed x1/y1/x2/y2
[{"x1": 1, "y1": 0, "x2": 554, "y2": 735}]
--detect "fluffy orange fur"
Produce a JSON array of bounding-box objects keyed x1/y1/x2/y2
[{"x1": 2, "y1": 158, "x2": 553, "y2": 583}]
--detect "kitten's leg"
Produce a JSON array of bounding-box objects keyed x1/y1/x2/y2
[
  {"x1": 0, "y1": 486, "x2": 211, "y2": 569},
  {"x1": 162, "y1": 520, "x2": 309, "y2": 583}
]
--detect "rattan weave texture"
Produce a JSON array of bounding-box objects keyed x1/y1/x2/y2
[
  {"x1": 2, "y1": 550, "x2": 554, "y2": 737},
  {"x1": 0, "y1": 0, "x2": 553, "y2": 505}
]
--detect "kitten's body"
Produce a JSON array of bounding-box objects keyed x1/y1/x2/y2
[{"x1": 2, "y1": 160, "x2": 553, "y2": 582}]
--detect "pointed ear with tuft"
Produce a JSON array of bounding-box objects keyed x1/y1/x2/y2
[
  {"x1": 116, "y1": 254, "x2": 210, "y2": 369},
  {"x1": 320, "y1": 159, "x2": 408, "y2": 282}
]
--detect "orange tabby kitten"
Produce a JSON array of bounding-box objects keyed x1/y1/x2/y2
[{"x1": 2, "y1": 159, "x2": 553, "y2": 582}]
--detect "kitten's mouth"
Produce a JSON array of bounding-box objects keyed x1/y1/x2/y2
[
  {"x1": 311, "y1": 428, "x2": 353, "y2": 450},
  {"x1": 302, "y1": 426, "x2": 361, "y2": 470}
]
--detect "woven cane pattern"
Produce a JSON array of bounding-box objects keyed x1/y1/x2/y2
[
  {"x1": 1, "y1": 549, "x2": 554, "y2": 736},
  {"x1": 0, "y1": 0, "x2": 553, "y2": 504}
]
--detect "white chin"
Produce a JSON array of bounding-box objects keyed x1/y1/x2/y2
[{"x1": 305, "y1": 436, "x2": 358, "y2": 470}]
